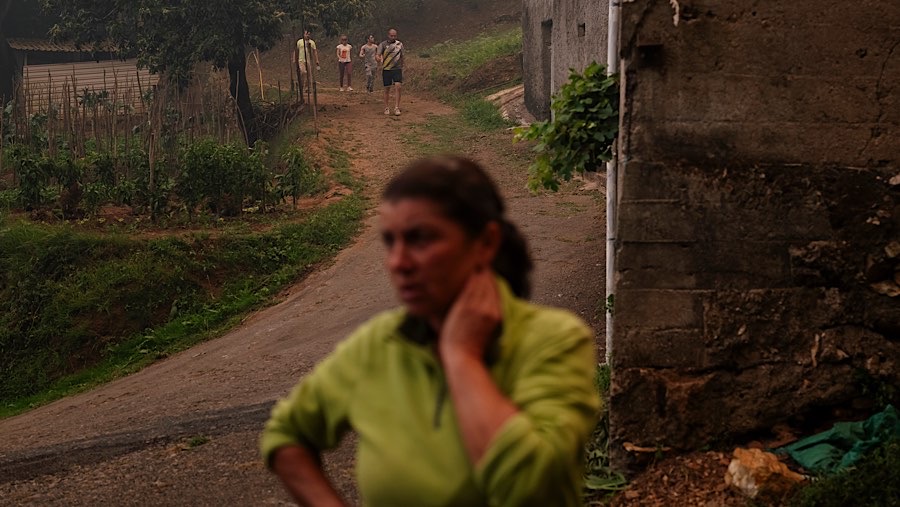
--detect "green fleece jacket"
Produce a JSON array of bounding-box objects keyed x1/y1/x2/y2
[{"x1": 260, "y1": 281, "x2": 600, "y2": 506}]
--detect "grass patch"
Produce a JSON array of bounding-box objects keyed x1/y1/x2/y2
[
  {"x1": 325, "y1": 145, "x2": 358, "y2": 190},
  {"x1": 461, "y1": 97, "x2": 515, "y2": 131},
  {"x1": 401, "y1": 113, "x2": 468, "y2": 155},
  {"x1": 425, "y1": 28, "x2": 522, "y2": 81},
  {"x1": 0, "y1": 191, "x2": 364, "y2": 419},
  {"x1": 186, "y1": 435, "x2": 211, "y2": 448},
  {"x1": 788, "y1": 438, "x2": 900, "y2": 506}
]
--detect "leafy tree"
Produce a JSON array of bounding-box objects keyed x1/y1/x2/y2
[
  {"x1": 42, "y1": 0, "x2": 377, "y2": 144},
  {"x1": 43, "y1": 0, "x2": 289, "y2": 146},
  {"x1": 290, "y1": 0, "x2": 373, "y2": 37},
  {"x1": 515, "y1": 62, "x2": 619, "y2": 191}
]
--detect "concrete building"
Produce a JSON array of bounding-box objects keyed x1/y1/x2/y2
[
  {"x1": 522, "y1": 0, "x2": 609, "y2": 120},
  {"x1": 610, "y1": 0, "x2": 900, "y2": 467}
]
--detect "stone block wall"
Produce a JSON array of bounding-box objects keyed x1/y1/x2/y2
[{"x1": 611, "y1": 0, "x2": 900, "y2": 467}]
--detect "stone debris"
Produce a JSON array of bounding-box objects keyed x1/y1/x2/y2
[
  {"x1": 870, "y1": 280, "x2": 900, "y2": 297},
  {"x1": 885, "y1": 241, "x2": 900, "y2": 259},
  {"x1": 724, "y1": 448, "x2": 805, "y2": 500}
]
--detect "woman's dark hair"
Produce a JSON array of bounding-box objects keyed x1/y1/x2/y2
[{"x1": 382, "y1": 156, "x2": 533, "y2": 298}]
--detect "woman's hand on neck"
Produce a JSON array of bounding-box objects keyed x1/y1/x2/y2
[{"x1": 437, "y1": 268, "x2": 501, "y2": 364}]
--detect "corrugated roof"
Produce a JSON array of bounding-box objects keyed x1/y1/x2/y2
[{"x1": 7, "y1": 38, "x2": 111, "y2": 53}]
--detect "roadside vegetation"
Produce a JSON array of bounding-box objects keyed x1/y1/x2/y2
[
  {"x1": 0, "y1": 1, "x2": 520, "y2": 420},
  {"x1": 584, "y1": 364, "x2": 628, "y2": 502},
  {"x1": 0, "y1": 85, "x2": 364, "y2": 417},
  {"x1": 0, "y1": 140, "x2": 363, "y2": 417}
]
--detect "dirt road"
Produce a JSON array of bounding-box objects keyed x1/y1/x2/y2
[{"x1": 0, "y1": 88, "x2": 605, "y2": 505}]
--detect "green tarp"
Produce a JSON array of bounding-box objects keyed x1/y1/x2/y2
[{"x1": 777, "y1": 405, "x2": 900, "y2": 475}]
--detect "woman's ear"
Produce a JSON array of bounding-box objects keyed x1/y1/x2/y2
[{"x1": 477, "y1": 221, "x2": 502, "y2": 267}]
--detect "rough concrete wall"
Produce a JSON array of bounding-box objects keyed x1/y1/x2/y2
[
  {"x1": 521, "y1": 0, "x2": 609, "y2": 120},
  {"x1": 522, "y1": 0, "x2": 553, "y2": 120},
  {"x1": 551, "y1": 0, "x2": 610, "y2": 96},
  {"x1": 611, "y1": 0, "x2": 900, "y2": 468}
]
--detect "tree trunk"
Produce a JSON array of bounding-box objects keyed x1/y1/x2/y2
[{"x1": 227, "y1": 49, "x2": 257, "y2": 146}]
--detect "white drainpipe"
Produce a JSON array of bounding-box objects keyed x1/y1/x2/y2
[{"x1": 605, "y1": 0, "x2": 621, "y2": 365}]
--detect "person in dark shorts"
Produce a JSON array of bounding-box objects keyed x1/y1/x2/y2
[{"x1": 376, "y1": 28, "x2": 404, "y2": 116}]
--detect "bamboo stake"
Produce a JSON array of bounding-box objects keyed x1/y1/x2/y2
[
  {"x1": 253, "y1": 49, "x2": 265, "y2": 101},
  {"x1": 72, "y1": 77, "x2": 82, "y2": 157},
  {"x1": 47, "y1": 72, "x2": 55, "y2": 157},
  {"x1": 200, "y1": 82, "x2": 207, "y2": 138},
  {"x1": 277, "y1": 80, "x2": 284, "y2": 128},
  {"x1": 81, "y1": 83, "x2": 87, "y2": 154},
  {"x1": 112, "y1": 66, "x2": 119, "y2": 163},
  {"x1": 0, "y1": 95, "x2": 4, "y2": 178},
  {"x1": 92, "y1": 96, "x2": 99, "y2": 151},
  {"x1": 124, "y1": 80, "x2": 130, "y2": 181},
  {"x1": 62, "y1": 80, "x2": 70, "y2": 151},
  {"x1": 102, "y1": 68, "x2": 109, "y2": 151},
  {"x1": 136, "y1": 69, "x2": 145, "y2": 116},
  {"x1": 220, "y1": 86, "x2": 226, "y2": 143},
  {"x1": 24, "y1": 70, "x2": 31, "y2": 147}
]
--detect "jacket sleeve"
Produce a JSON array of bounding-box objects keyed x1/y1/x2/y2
[
  {"x1": 473, "y1": 318, "x2": 601, "y2": 506},
  {"x1": 259, "y1": 324, "x2": 372, "y2": 467}
]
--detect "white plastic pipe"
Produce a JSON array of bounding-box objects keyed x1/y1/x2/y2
[{"x1": 605, "y1": 0, "x2": 621, "y2": 365}]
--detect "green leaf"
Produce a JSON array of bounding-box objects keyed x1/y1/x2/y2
[
  {"x1": 524, "y1": 62, "x2": 619, "y2": 190},
  {"x1": 584, "y1": 472, "x2": 628, "y2": 491}
]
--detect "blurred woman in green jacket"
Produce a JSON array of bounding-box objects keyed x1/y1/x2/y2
[{"x1": 261, "y1": 156, "x2": 600, "y2": 506}]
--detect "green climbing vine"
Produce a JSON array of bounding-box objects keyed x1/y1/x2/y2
[{"x1": 515, "y1": 62, "x2": 619, "y2": 191}]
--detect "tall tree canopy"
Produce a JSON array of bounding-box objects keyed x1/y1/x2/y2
[
  {"x1": 42, "y1": 0, "x2": 372, "y2": 145},
  {"x1": 44, "y1": 0, "x2": 287, "y2": 145}
]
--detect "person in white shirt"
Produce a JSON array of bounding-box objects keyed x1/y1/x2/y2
[{"x1": 336, "y1": 35, "x2": 353, "y2": 91}]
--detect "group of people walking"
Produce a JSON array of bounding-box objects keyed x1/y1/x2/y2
[{"x1": 295, "y1": 28, "x2": 405, "y2": 116}]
